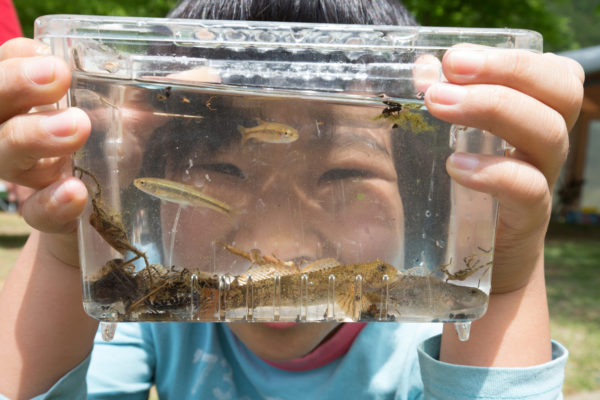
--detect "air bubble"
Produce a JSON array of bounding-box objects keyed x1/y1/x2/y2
[
  {"x1": 273, "y1": 274, "x2": 281, "y2": 320},
  {"x1": 327, "y1": 274, "x2": 336, "y2": 319},
  {"x1": 454, "y1": 321, "x2": 471, "y2": 341},
  {"x1": 190, "y1": 274, "x2": 199, "y2": 320},
  {"x1": 502, "y1": 139, "x2": 515, "y2": 152},
  {"x1": 449, "y1": 124, "x2": 467, "y2": 149},
  {"x1": 100, "y1": 322, "x2": 117, "y2": 342}
]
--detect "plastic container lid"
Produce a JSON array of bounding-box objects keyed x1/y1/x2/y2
[{"x1": 35, "y1": 15, "x2": 542, "y2": 101}]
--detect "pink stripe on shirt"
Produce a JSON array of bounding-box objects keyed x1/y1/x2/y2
[{"x1": 261, "y1": 322, "x2": 367, "y2": 372}]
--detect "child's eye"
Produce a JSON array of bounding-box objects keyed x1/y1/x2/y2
[
  {"x1": 198, "y1": 163, "x2": 245, "y2": 179},
  {"x1": 318, "y1": 168, "x2": 373, "y2": 183}
]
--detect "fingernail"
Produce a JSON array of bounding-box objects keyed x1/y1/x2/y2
[
  {"x1": 50, "y1": 181, "x2": 74, "y2": 205},
  {"x1": 447, "y1": 50, "x2": 485, "y2": 76},
  {"x1": 449, "y1": 153, "x2": 479, "y2": 171},
  {"x1": 428, "y1": 83, "x2": 467, "y2": 106},
  {"x1": 24, "y1": 57, "x2": 56, "y2": 85},
  {"x1": 41, "y1": 110, "x2": 77, "y2": 137}
]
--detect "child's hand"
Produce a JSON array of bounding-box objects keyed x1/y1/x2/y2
[
  {"x1": 426, "y1": 46, "x2": 584, "y2": 293},
  {"x1": 0, "y1": 38, "x2": 91, "y2": 266}
]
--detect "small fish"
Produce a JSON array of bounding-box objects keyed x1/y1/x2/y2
[
  {"x1": 134, "y1": 177, "x2": 238, "y2": 220},
  {"x1": 237, "y1": 119, "x2": 299, "y2": 145},
  {"x1": 152, "y1": 112, "x2": 204, "y2": 119}
]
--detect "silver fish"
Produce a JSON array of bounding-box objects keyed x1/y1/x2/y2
[{"x1": 134, "y1": 177, "x2": 238, "y2": 220}]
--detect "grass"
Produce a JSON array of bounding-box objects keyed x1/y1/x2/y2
[
  {"x1": 0, "y1": 211, "x2": 32, "y2": 236},
  {"x1": 0, "y1": 212, "x2": 30, "y2": 290},
  {"x1": 545, "y1": 222, "x2": 600, "y2": 395},
  {"x1": 0, "y1": 214, "x2": 598, "y2": 396}
]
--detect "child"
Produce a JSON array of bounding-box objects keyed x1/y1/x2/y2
[{"x1": 0, "y1": 0, "x2": 584, "y2": 398}]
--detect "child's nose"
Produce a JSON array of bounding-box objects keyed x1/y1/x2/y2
[{"x1": 232, "y1": 179, "x2": 323, "y2": 263}]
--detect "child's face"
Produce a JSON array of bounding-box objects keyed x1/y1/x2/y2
[{"x1": 161, "y1": 100, "x2": 404, "y2": 360}]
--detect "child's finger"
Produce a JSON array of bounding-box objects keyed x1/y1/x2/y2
[
  {"x1": 0, "y1": 55, "x2": 71, "y2": 122},
  {"x1": 543, "y1": 52, "x2": 585, "y2": 85},
  {"x1": 20, "y1": 177, "x2": 88, "y2": 234},
  {"x1": 426, "y1": 83, "x2": 568, "y2": 184},
  {"x1": 446, "y1": 152, "x2": 552, "y2": 293},
  {"x1": 0, "y1": 108, "x2": 91, "y2": 188},
  {"x1": 446, "y1": 152, "x2": 551, "y2": 228},
  {"x1": 0, "y1": 38, "x2": 50, "y2": 60},
  {"x1": 441, "y1": 47, "x2": 584, "y2": 131}
]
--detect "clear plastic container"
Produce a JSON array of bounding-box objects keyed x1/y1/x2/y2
[{"x1": 35, "y1": 15, "x2": 542, "y2": 333}]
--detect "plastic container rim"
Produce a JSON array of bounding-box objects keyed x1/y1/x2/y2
[{"x1": 34, "y1": 14, "x2": 543, "y2": 51}]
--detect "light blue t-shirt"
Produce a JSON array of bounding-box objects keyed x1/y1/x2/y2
[{"x1": 18, "y1": 322, "x2": 567, "y2": 399}]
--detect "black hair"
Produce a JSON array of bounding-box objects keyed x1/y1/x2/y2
[{"x1": 168, "y1": 0, "x2": 417, "y2": 26}]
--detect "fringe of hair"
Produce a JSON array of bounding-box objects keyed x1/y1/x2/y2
[{"x1": 167, "y1": 0, "x2": 417, "y2": 26}]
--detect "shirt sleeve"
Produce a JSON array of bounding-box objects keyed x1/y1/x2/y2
[
  {"x1": 87, "y1": 323, "x2": 155, "y2": 400},
  {"x1": 1, "y1": 323, "x2": 155, "y2": 400},
  {"x1": 417, "y1": 334, "x2": 568, "y2": 400}
]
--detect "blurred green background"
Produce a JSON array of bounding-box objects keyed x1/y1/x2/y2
[{"x1": 14, "y1": 0, "x2": 600, "y2": 52}]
